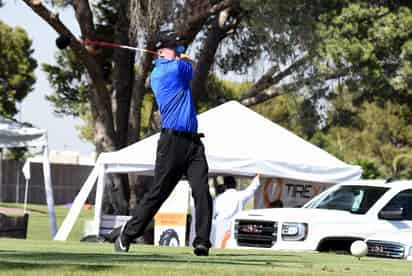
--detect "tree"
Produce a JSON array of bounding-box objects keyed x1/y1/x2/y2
[
  {"x1": 313, "y1": 1, "x2": 412, "y2": 177},
  {"x1": 314, "y1": 90, "x2": 412, "y2": 178},
  {"x1": 24, "y1": 0, "x2": 340, "y2": 152},
  {"x1": 21, "y1": 0, "x2": 357, "y2": 211},
  {"x1": 0, "y1": 19, "x2": 37, "y2": 160},
  {"x1": 0, "y1": 21, "x2": 37, "y2": 118},
  {"x1": 317, "y1": 2, "x2": 412, "y2": 106}
]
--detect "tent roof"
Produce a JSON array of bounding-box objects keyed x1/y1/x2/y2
[
  {"x1": 0, "y1": 116, "x2": 47, "y2": 148},
  {"x1": 98, "y1": 101, "x2": 361, "y2": 183}
]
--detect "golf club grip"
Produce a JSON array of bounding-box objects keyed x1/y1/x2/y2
[{"x1": 82, "y1": 39, "x2": 158, "y2": 55}]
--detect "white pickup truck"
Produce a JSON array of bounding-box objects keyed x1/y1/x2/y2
[
  {"x1": 226, "y1": 180, "x2": 412, "y2": 253},
  {"x1": 366, "y1": 230, "x2": 412, "y2": 259}
]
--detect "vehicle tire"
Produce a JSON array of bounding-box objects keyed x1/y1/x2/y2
[
  {"x1": 159, "y1": 229, "x2": 180, "y2": 246},
  {"x1": 317, "y1": 237, "x2": 362, "y2": 253}
]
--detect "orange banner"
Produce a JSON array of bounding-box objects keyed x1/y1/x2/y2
[{"x1": 155, "y1": 212, "x2": 187, "y2": 226}]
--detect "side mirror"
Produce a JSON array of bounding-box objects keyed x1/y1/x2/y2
[{"x1": 378, "y1": 207, "x2": 405, "y2": 220}]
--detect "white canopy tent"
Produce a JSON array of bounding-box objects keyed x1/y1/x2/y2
[
  {"x1": 0, "y1": 116, "x2": 56, "y2": 237},
  {"x1": 55, "y1": 101, "x2": 362, "y2": 241}
]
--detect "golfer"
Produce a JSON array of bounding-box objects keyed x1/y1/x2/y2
[{"x1": 115, "y1": 31, "x2": 212, "y2": 256}]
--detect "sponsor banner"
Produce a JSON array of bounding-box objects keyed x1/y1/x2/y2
[
  {"x1": 154, "y1": 181, "x2": 190, "y2": 247},
  {"x1": 254, "y1": 178, "x2": 333, "y2": 209}
]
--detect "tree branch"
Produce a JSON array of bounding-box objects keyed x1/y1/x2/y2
[
  {"x1": 187, "y1": 0, "x2": 237, "y2": 26},
  {"x1": 241, "y1": 65, "x2": 353, "y2": 107},
  {"x1": 22, "y1": 0, "x2": 117, "y2": 151},
  {"x1": 192, "y1": 8, "x2": 240, "y2": 104},
  {"x1": 22, "y1": 0, "x2": 83, "y2": 52},
  {"x1": 241, "y1": 55, "x2": 309, "y2": 101},
  {"x1": 240, "y1": 86, "x2": 283, "y2": 107},
  {"x1": 72, "y1": 0, "x2": 96, "y2": 39},
  {"x1": 177, "y1": 0, "x2": 238, "y2": 43}
]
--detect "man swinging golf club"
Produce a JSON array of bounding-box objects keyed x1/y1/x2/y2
[{"x1": 115, "y1": 31, "x2": 213, "y2": 256}]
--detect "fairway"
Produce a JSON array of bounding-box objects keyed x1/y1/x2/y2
[
  {"x1": 0, "y1": 204, "x2": 411, "y2": 276},
  {"x1": 0, "y1": 239, "x2": 411, "y2": 276}
]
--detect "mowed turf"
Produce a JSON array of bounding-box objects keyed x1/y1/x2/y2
[{"x1": 0, "y1": 204, "x2": 411, "y2": 276}]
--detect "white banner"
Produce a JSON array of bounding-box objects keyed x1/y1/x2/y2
[
  {"x1": 154, "y1": 181, "x2": 190, "y2": 247},
  {"x1": 254, "y1": 178, "x2": 334, "y2": 209}
]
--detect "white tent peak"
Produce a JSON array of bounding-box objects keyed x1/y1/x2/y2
[
  {"x1": 0, "y1": 116, "x2": 47, "y2": 148},
  {"x1": 0, "y1": 116, "x2": 56, "y2": 238},
  {"x1": 97, "y1": 100, "x2": 361, "y2": 183}
]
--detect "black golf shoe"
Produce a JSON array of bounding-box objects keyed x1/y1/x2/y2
[
  {"x1": 114, "y1": 224, "x2": 130, "y2": 253},
  {"x1": 193, "y1": 244, "x2": 209, "y2": 256}
]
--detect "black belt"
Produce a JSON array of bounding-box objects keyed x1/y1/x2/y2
[{"x1": 161, "y1": 128, "x2": 204, "y2": 139}]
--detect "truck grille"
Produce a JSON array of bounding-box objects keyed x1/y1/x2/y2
[
  {"x1": 367, "y1": 240, "x2": 406, "y2": 259},
  {"x1": 234, "y1": 219, "x2": 277, "y2": 248}
]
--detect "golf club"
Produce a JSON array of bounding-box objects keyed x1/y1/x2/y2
[{"x1": 55, "y1": 35, "x2": 159, "y2": 56}]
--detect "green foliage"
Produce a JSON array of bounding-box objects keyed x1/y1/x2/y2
[
  {"x1": 355, "y1": 159, "x2": 383, "y2": 179},
  {"x1": 140, "y1": 92, "x2": 156, "y2": 137},
  {"x1": 197, "y1": 76, "x2": 252, "y2": 112},
  {"x1": 392, "y1": 153, "x2": 412, "y2": 178},
  {"x1": 313, "y1": 2, "x2": 412, "y2": 177},
  {"x1": 36, "y1": 0, "x2": 412, "y2": 180},
  {"x1": 318, "y1": 3, "x2": 412, "y2": 105},
  {"x1": 219, "y1": 0, "x2": 343, "y2": 74},
  {"x1": 42, "y1": 50, "x2": 89, "y2": 116},
  {"x1": 319, "y1": 100, "x2": 412, "y2": 178},
  {"x1": 253, "y1": 92, "x2": 320, "y2": 140},
  {"x1": 75, "y1": 110, "x2": 94, "y2": 143},
  {"x1": 42, "y1": 0, "x2": 116, "y2": 118},
  {"x1": 0, "y1": 21, "x2": 37, "y2": 117},
  {"x1": 3, "y1": 147, "x2": 28, "y2": 161}
]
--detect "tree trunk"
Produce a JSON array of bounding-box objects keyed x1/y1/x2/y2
[
  {"x1": 128, "y1": 54, "x2": 154, "y2": 144},
  {"x1": 191, "y1": 18, "x2": 228, "y2": 104},
  {"x1": 112, "y1": 1, "x2": 134, "y2": 149}
]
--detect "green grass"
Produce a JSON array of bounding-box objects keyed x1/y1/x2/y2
[
  {"x1": 0, "y1": 203, "x2": 93, "y2": 241},
  {"x1": 0, "y1": 204, "x2": 411, "y2": 276}
]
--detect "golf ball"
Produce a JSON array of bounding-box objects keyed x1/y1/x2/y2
[{"x1": 350, "y1": 240, "x2": 368, "y2": 257}]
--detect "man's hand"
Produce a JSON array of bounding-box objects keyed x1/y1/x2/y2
[{"x1": 178, "y1": 53, "x2": 196, "y2": 66}]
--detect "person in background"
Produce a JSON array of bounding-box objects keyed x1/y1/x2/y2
[
  {"x1": 211, "y1": 174, "x2": 261, "y2": 248},
  {"x1": 263, "y1": 178, "x2": 284, "y2": 208}
]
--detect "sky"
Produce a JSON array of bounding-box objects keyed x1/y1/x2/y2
[{"x1": 0, "y1": 1, "x2": 95, "y2": 154}]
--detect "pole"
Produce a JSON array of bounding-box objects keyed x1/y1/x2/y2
[
  {"x1": 0, "y1": 149, "x2": 3, "y2": 202},
  {"x1": 43, "y1": 145, "x2": 57, "y2": 238},
  {"x1": 16, "y1": 162, "x2": 20, "y2": 203},
  {"x1": 23, "y1": 179, "x2": 29, "y2": 214}
]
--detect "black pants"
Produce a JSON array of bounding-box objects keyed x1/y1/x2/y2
[{"x1": 123, "y1": 131, "x2": 213, "y2": 248}]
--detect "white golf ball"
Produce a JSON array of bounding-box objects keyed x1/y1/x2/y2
[{"x1": 350, "y1": 240, "x2": 368, "y2": 257}]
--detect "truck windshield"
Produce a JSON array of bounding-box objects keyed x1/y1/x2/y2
[{"x1": 305, "y1": 185, "x2": 389, "y2": 214}]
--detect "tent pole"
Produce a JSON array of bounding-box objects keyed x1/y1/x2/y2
[
  {"x1": 92, "y1": 164, "x2": 106, "y2": 237},
  {"x1": 23, "y1": 179, "x2": 29, "y2": 214},
  {"x1": 16, "y1": 162, "x2": 20, "y2": 203},
  {"x1": 22, "y1": 160, "x2": 31, "y2": 214},
  {"x1": 0, "y1": 149, "x2": 2, "y2": 202},
  {"x1": 54, "y1": 166, "x2": 99, "y2": 241},
  {"x1": 43, "y1": 145, "x2": 57, "y2": 238}
]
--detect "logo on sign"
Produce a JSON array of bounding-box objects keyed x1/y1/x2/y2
[{"x1": 240, "y1": 224, "x2": 263, "y2": 234}]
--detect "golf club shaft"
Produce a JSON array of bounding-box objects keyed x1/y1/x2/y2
[{"x1": 82, "y1": 39, "x2": 159, "y2": 56}]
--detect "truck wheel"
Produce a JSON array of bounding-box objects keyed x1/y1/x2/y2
[
  {"x1": 317, "y1": 237, "x2": 362, "y2": 253},
  {"x1": 159, "y1": 229, "x2": 180, "y2": 246}
]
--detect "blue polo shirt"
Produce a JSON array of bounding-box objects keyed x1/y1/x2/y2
[{"x1": 150, "y1": 58, "x2": 198, "y2": 133}]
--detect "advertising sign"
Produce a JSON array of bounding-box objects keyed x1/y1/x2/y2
[{"x1": 154, "y1": 181, "x2": 190, "y2": 247}]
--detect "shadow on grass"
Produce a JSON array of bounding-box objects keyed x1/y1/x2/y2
[
  {"x1": 0, "y1": 250, "x2": 305, "y2": 270},
  {"x1": 0, "y1": 260, "x2": 114, "y2": 272}
]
